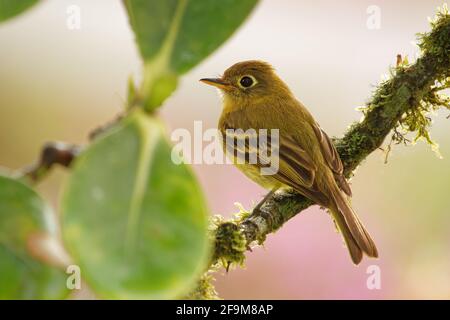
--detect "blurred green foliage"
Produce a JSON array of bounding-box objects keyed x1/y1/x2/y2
[
  {"x1": 61, "y1": 110, "x2": 210, "y2": 299},
  {"x1": 0, "y1": 0, "x2": 258, "y2": 300},
  {"x1": 124, "y1": 0, "x2": 258, "y2": 111},
  {"x1": 0, "y1": 175, "x2": 68, "y2": 299},
  {"x1": 0, "y1": 0, "x2": 39, "y2": 23}
]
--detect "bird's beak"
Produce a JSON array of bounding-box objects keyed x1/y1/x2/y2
[{"x1": 199, "y1": 78, "x2": 231, "y2": 90}]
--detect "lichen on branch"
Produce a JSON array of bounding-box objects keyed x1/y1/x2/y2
[{"x1": 196, "y1": 5, "x2": 450, "y2": 299}]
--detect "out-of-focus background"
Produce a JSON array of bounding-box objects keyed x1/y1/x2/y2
[{"x1": 0, "y1": 0, "x2": 449, "y2": 299}]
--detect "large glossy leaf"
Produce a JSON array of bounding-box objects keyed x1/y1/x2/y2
[
  {"x1": 0, "y1": 175, "x2": 68, "y2": 299},
  {"x1": 0, "y1": 0, "x2": 39, "y2": 23},
  {"x1": 123, "y1": 0, "x2": 259, "y2": 110},
  {"x1": 61, "y1": 109, "x2": 210, "y2": 299}
]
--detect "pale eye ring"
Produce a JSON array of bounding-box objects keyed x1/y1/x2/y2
[{"x1": 238, "y1": 75, "x2": 257, "y2": 88}]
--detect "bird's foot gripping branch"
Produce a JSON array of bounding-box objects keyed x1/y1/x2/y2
[{"x1": 188, "y1": 5, "x2": 450, "y2": 300}]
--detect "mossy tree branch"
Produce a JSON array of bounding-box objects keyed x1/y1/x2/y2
[{"x1": 205, "y1": 6, "x2": 450, "y2": 287}]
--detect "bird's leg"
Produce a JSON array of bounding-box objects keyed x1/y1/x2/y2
[{"x1": 252, "y1": 187, "x2": 278, "y2": 214}]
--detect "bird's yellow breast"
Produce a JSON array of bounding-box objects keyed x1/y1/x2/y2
[{"x1": 233, "y1": 162, "x2": 285, "y2": 190}]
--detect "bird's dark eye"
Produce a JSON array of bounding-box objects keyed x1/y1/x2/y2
[{"x1": 239, "y1": 76, "x2": 254, "y2": 88}]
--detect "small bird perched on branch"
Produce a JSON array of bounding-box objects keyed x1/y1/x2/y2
[{"x1": 200, "y1": 60, "x2": 378, "y2": 264}]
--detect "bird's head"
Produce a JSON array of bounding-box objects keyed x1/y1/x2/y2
[{"x1": 200, "y1": 60, "x2": 291, "y2": 104}]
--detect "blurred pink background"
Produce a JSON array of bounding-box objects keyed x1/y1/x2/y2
[{"x1": 0, "y1": 0, "x2": 449, "y2": 299}]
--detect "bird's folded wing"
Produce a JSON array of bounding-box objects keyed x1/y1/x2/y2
[
  {"x1": 222, "y1": 129, "x2": 317, "y2": 188},
  {"x1": 312, "y1": 123, "x2": 352, "y2": 196}
]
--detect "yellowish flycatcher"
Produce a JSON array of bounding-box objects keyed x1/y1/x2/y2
[{"x1": 200, "y1": 60, "x2": 378, "y2": 264}]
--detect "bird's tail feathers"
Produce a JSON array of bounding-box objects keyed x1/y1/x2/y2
[{"x1": 329, "y1": 184, "x2": 378, "y2": 264}]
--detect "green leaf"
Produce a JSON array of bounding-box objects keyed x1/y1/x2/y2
[
  {"x1": 124, "y1": 0, "x2": 259, "y2": 111},
  {"x1": 61, "y1": 109, "x2": 210, "y2": 299},
  {"x1": 0, "y1": 0, "x2": 39, "y2": 23},
  {"x1": 0, "y1": 175, "x2": 68, "y2": 299}
]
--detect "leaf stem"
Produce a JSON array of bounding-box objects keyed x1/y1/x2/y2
[{"x1": 139, "y1": 0, "x2": 188, "y2": 112}]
